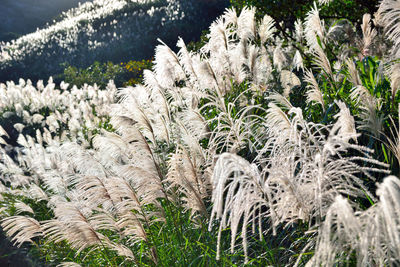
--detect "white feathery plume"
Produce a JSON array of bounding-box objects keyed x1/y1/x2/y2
[
  {"x1": 273, "y1": 44, "x2": 287, "y2": 71},
  {"x1": 177, "y1": 108, "x2": 209, "y2": 142},
  {"x1": 306, "y1": 195, "x2": 362, "y2": 266},
  {"x1": 88, "y1": 212, "x2": 120, "y2": 234},
  {"x1": 247, "y1": 44, "x2": 260, "y2": 81},
  {"x1": 209, "y1": 153, "x2": 266, "y2": 263},
  {"x1": 1, "y1": 216, "x2": 42, "y2": 246},
  {"x1": 105, "y1": 177, "x2": 157, "y2": 253},
  {"x1": 0, "y1": 136, "x2": 6, "y2": 146},
  {"x1": 14, "y1": 201, "x2": 34, "y2": 215},
  {"x1": 175, "y1": 109, "x2": 209, "y2": 163},
  {"x1": 304, "y1": 4, "x2": 333, "y2": 78},
  {"x1": 115, "y1": 85, "x2": 170, "y2": 144},
  {"x1": 309, "y1": 176, "x2": 400, "y2": 266},
  {"x1": 372, "y1": 176, "x2": 400, "y2": 261},
  {"x1": 0, "y1": 125, "x2": 9, "y2": 138},
  {"x1": 304, "y1": 69, "x2": 325, "y2": 111},
  {"x1": 346, "y1": 59, "x2": 362, "y2": 86},
  {"x1": 361, "y1": 14, "x2": 377, "y2": 57},
  {"x1": 294, "y1": 19, "x2": 304, "y2": 43},
  {"x1": 222, "y1": 8, "x2": 238, "y2": 28},
  {"x1": 13, "y1": 123, "x2": 25, "y2": 133},
  {"x1": 383, "y1": 105, "x2": 400, "y2": 166},
  {"x1": 313, "y1": 45, "x2": 333, "y2": 78},
  {"x1": 388, "y1": 63, "x2": 400, "y2": 99},
  {"x1": 237, "y1": 7, "x2": 256, "y2": 41},
  {"x1": 177, "y1": 37, "x2": 198, "y2": 81},
  {"x1": 358, "y1": 97, "x2": 384, "y2": 137},
  {"x1": 265, "y1": 102, "x2": 293, "y2": 138},
  {"x1": 166, "y1": 145, "x2": 208, "y2": 217},
  {"x1": 92, "y1": 130, "x2": 137, "y2": 168},
  {"x1": 228, "y1": 40, "x2": 249, "y2": 84},
  {"x1": 31, "y1": 113, "x2": 44, "y2": 124},
  {"x1": 74, "y1": 175, "x2": 116, "y2": 213},
  {"x1": 258, "y1": 14, "x2": 275, "y2": 44},
  {"x1": 204, "y1": 91, "x2": 264, "y2": 154},
  {"x1": 92, "y1": 130, "x2": 166, "y2": 206},
  {"x1": 292, "y1": 50, "x2": 304, "y2": 71},
  {"x1": 203, "y1": 17, "x2": 231, "y2": 57},
  {"x1": 268, "y1": 92, "x2": 294, "y2": 111},
  {"x1": 318, "y1": 0, "x2": 333, "y2": 4},
  {"x1": 350, "y1": 84, "x2": 383, "y2": 138},
  {"x1": 211, "y1": 101, "x2": 389, "y2": 262},
  {"x1": 57, "y1": 263, "x2": 82, "y2": 267},
  {"x1": 378, "y1": 0, "x2": 400, "y2": 57},
  {"x1": 27, "y1": 184, "x2": 49, "y2": 202},
  {"x1": 153, "y1": 39, "x2": 186, "y2": 88},
  {"x1": 42, "y1": 199, "x2": 107, "y2": 255},
  {"x1": 304, "y1": 3, "x2": 326, "y2": 51},
  {"x1": 61, "y1": 142, "x2": 106, "y2": 177},
  {"x1": 329, "y1": 101, "x2": 358, "y2": 145},
  {"x1": 107, "y1": 241, "x2": 136, "y2": 260}
]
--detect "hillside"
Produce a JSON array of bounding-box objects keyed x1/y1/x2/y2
[
  {"x1": 0, "y1": 0, "x2": 91, "y2": 42},
  {"x1": 0, "y1": 0, "x2": 228, "y2": 82}
]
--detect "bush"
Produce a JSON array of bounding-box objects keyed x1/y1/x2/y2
[
  {"x1": 60, "y1": 59, "x2": 154, "y2": 89},
  {"x1": 61, "y1": 61, "x2": 127, "y2": 88},
  {"x1": 123, "y1": 59, "x2": 153, "y2": 86}
]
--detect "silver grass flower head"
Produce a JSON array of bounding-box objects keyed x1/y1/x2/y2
[
  {"x1": 378, "y1": 0, "x2": 400, "y2": 57},
  {"x1": 304, "y1": 3, "x2": 326, "y2": 51}
]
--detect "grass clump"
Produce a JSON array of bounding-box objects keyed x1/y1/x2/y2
[{"x1": 1, "y1": 1, "x2": 400, "y2": 266}]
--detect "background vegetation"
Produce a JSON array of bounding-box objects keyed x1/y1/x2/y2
[{"x1": 0, "y1": 0, "x2": 229, "y2": 84}]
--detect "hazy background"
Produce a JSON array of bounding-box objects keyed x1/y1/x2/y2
[{"x1": 0, "y1": 0, "x2": 91, "y2": 42}]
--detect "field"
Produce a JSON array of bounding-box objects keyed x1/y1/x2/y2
[{"x1": 0, "y1": 0, "x2": 400, "y2": 266}]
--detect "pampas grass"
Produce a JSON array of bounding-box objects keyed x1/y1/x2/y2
[
  {"x1": 309, "y1": 175, "x2": 400, "y2": 266},
  {"x1": 1, "y1": 1, "x2": 400, "y2": 266}
]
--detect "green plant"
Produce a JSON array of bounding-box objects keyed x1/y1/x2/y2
[
  {"x1": 122, "y1": 59, "x2": 153, "y2": 86},
  {"x1": 62, "y1": 61, "x2": 128, "y2": 88}
]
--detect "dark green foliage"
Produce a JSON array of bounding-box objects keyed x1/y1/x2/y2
[
  {"x1": 0, "y1": 231, "x2": 42, "y2": 267},
  {"x1": 60, "y1": 61, "x2": 128, "y2": 88},
  {"x1": 60, "y1": 59, "x2": 154, "y2": 89},
  {"x1": 186, "y1": 30, "x2": 210, "y2": 53}
]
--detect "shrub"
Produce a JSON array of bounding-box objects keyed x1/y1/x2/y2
[
  {"x1": 61, "y1": 61, "x2": 127, "y2": 88},
  {"x1": 123, "y1": 59, "x2": 153, "y2": 86},
  {"x1": 60, "y1": 59, "x2": 154, "y2": 89}
]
